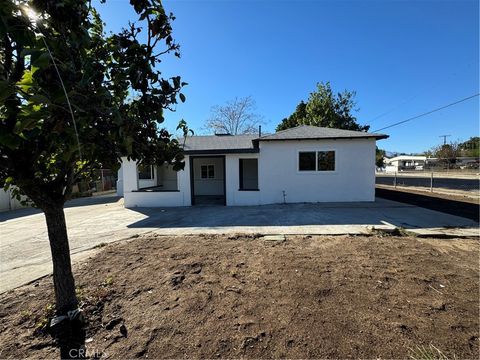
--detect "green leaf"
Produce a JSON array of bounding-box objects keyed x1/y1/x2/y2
[
  {"x1": 29, "y1": 94, "x2": 51, "y2": 105},
  {"x1": 172, "y1": 76, "x2": 180, "y2": 88},
  {"x1": 31, "y1": 52, "x2": 51, "y2": 69},
  {"x1": 0, "y1": 132, "x2": 21, "y2": 149},
  {"x1": 14, "y1": 117, "x2": 40, "y2": 134},
  {"x1": 179, "y1": 93, "x2": 186, "y2": 103},
  {"x1": 17, "y1": 67, "x2": 39, "y2": 93},
  {"x1": 3, "y1": 177, "x2": 14, "y2": 190}
]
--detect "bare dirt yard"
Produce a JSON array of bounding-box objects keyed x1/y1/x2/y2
[{"x1": 0, "y1": 233, "x2": 478, "y2": 359}]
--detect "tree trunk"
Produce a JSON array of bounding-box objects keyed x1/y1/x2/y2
[
  {"x1": 44, "y1": 206, "x2": 85, "y2": 359},
  {"x1": 44, "y1": 206, "x2": 78, "y2": 313}
]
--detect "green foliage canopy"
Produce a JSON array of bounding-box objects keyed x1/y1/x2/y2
[
  {"x1": 376, "y1": 147, "x2": 386, "y2": 168},
  {"x1": 0, "y1": 0, "x2": 188, "y2": 210},
  {"x1": 276, "y1": 82, "x2": 369, "y2": 132},
  {"x1": 459, "y1": 137, "x2": 479, "y2": 157}
]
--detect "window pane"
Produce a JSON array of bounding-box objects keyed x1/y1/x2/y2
[
  {"x1": 318, "y1": 151, "x2": 335, "y2": 171},
  {"x1": 201, "y1": 165, "x2": 208, "y2": 179},
  {"x1": 299, "y1": 152, "x2": 316, "y2": 171},
  {"x1": 240, "y1": 159, "x2": 258, "y2": 190},
  {"x1": 208, "y1": 165, "x2": 215, "y2": 178},
  {"x1": 138, "y1": 165, "x2": 153, "y2": 179}
]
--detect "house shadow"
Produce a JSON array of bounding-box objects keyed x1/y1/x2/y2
[{"x1": 125, "y1": 198, "x2": 478, "y2": 230}]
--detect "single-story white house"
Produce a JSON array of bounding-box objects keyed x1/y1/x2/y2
[{"x1": 118, "y1": 125, "x2": 388, "y2": 207}]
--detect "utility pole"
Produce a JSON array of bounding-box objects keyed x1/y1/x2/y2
[{"x1": 439, "y1": 134, "x2": 451, "y2": 145}]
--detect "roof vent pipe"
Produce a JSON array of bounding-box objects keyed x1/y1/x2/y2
[{"x1": 259, "y1": 125, "x2": 262, "y2": 137}]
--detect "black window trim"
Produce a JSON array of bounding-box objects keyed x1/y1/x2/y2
[
  {"x1": 297, "y1": 150, "x2": 336, "y2": 172},
  {"x1": 317, "y1": 150, "x2": 336, "y2": 172},
  {"x1": 298, "y1": 151, "x2": 317, "y2": 172},
  {"x1": 200, "y1": 164, "x2": 215, "y2": 179},
  {"x1": 239, "y1": 158, "x2": 259, "y2": 191}
]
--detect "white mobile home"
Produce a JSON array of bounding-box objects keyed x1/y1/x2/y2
[
  {"x1": 119, "y1": 125, "x2": 388, "y2": 207},
  {"x1": 384, "y1": 155, "x2": 428, "y2": 172}
]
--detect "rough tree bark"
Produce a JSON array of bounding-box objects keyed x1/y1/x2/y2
[
  {"x1": 44, "y1": 206, "x2": 78, "y2": 313},
  {"x1": 43, "y1": 205, "x2": 85, "y2": 359}
]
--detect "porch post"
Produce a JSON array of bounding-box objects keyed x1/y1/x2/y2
[{"x1": 122, "y1": 157, "x2": 139, "y2": 193}]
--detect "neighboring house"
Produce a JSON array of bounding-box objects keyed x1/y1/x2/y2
[
  {"x1": 384, "y1": 156, "x2": 428, "y2": 172},
  {"x1": 119, "y1": 125, "x2": 388, "y2": 207},
  {"x1": 383, "y1": 155, "x2": 480, "y2": 172},
  {"x1": 0, "y1": 187, "x2": 29, "y2": 212}
]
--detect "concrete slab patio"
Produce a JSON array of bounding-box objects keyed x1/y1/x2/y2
[{"x1": 0, "y1": 194, "x2": 478, "y2": 293}]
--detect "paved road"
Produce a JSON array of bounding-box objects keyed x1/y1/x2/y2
[
  {"x1": 376, "y1": 175, "x2": 479, "y2": 192},
  {"x1": 0, "y1": 194, "x2": 478, "y2": 293}
]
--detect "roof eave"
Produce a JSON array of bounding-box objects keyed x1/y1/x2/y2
[
  {"x1": 256, "y1": 135, "x2": 389, "y2": 141},
  {"x1": 183, "y1": 148, "x2": 259, "y2": 155}
]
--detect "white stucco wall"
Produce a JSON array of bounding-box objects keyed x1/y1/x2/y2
[
  {"x1": 116, "y1": 165, "x2": 124, "y2": 196},
  {"x1": 122, "y1": 138, "x2": 377, "y2": 208},
  {"x1": 0, "y1": 187, "x2": 30, "y2": 212},
  {"x1": 158, "y1": 164, "x2": 178, "y2": 191},
  {"x1": 225, "y1": 153, "x2": 261, "y2": 206},
  {"x1": 122, "y1": 157, "x2": 191, "y2": 207},
  {"x1": 0, "y1": 189, "x2": 11, "y2": 212},
  {"x1": 257, "y1": 138, "x2": 376, "y2": 203}
]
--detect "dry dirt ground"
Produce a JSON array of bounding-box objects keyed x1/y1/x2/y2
[
  {"x1": 0, "y1": 233, "x2": 478, "y2": 359},
  {"x1": 376, "y1": 184, "x2": 480, "y2": 205}
]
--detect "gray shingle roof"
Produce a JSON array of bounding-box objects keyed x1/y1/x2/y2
[
  {"x1": 257, "y1": 125, "x2": 388, "y2": 141},
  {"x1": 181, "y1": 126, "x2": 388, "y2": 154},
  {"x1": 182, "y1": 134, "x2": 258, "y2": 154}
]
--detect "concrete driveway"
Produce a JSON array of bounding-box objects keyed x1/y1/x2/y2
[{"x1": 0, "y1": 194, "x2": 478, "y2": 293}]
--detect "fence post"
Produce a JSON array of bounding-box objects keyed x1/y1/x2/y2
[
  {"x1": 430, "y1": 172, "x2": 433, "y2": 192},
  {"x1": 100, "y1": 169, "x2": 105, "y2": 192},
  {"x1": 394, "y1": 171, "x2": 397, "y2": 188}
]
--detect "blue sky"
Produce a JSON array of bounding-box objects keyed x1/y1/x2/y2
[{"x1": 94, "y1": 0, "x2": 479, "y2": 154}]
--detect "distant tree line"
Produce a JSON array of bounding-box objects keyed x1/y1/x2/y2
[
  {"x1": 414, "y1": 137, "x2": 478, "y2": 170},
  {"x1": 459, "y1": 137, "x2": 479, "y2": 157}
]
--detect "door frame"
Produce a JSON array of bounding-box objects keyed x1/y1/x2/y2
[{"x1": 189, "y1": 155, "x2": 226, "y2": 206}]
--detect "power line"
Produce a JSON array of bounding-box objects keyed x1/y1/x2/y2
[
  {"x1": 372, "y1": 93, "x2": 480, "y2": 133},
  {"x1": 370, "y1": 94, "x2": 417, "y2": 122},
  {"x1": 369, "y1": 61, "x2": 473, "y2": 122}
]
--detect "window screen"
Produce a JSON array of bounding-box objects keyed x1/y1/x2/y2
[
  {"x1": 298, "y1": 152, "x2": 316, "y2": 171},
  {"x1": 239, "y1": 159, "x2": 258, "y2": 190},
  {"x1": 318, "y1": 151, "x2": 335, "y2": 171}
]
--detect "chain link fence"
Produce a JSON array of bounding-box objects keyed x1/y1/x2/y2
[{"x1": 376, "y1": 170, "x2": 479, "y2": 195}]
